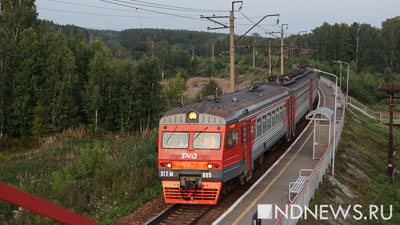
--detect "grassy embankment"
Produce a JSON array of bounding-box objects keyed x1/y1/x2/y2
[
  {"x1": 299, "y1": 108, "x2": 400, "y2": 225},
  {"x1": 0, "y1": 129, "x2": 161, "y2": 225}
]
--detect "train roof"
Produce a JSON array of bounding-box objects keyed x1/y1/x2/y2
[{"x1": 161, "y1": 67, "x2": 317, "y2": 125}]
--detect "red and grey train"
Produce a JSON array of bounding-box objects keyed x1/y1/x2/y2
[{"x1": 158, "y1": 66, "x2": 318, "y2": 204}]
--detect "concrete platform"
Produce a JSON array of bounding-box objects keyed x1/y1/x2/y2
[{"x1": 213, "y1": 80, "x2": 343, "y2": 225}]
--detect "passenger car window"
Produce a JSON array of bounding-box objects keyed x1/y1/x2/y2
[
  {"x1": 267, "y1": 113, "x2": 271, "y2": 130},
  {"x1": 272, "y1": 111, "x2": 276, "y2": 127},
  {"x1": 262, "y1": 116, "x2": 266, "y2": 133},
  {"x1": 283, "y1": 106, "x2": 286, "y2": 119},
  {"x1": 257, "y1": 118, "x2": 261, "y2": 137},
  {"x1": 226, "y1": 130, "x2": 238, "y2": 149}
]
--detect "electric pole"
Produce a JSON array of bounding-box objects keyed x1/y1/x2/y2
[
  {"x1": 379, "y1": 75, "x2": 400, "y2": 183},
  {"x1": 269, "y1": 40, "x2": 272, "y2": 75},
  {"x1": 201, "y1": 1, "x2": 243, "y2": 92},
  {"x1": 212, "y1": 42, "x2": 215, "y2": 63},
  {"x1": 151, "y1": 40, "x2": 154, "y2": 59},
  {"x1": 230, "y1": 2, "x2": 236, "y2": 92},
  {"x1": 280, "y1": 24, "x2": 288, "y2": 75},
  {"x1": 202, "y1": 3, "x2": 278, "y2": 92},
  {"x1": 253, "y1": 39, "x2": 256, "y2": 68},
  {"x1": 192, "y1": 45, "x2": 195, "y2": 61},
  {"x1": 265, "y1": 31, "x2": 280, "y2": 76}
]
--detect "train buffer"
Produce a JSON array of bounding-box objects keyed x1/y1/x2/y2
[{"x1": 288, "y1": 169, "x2": 313, "y2": 201}]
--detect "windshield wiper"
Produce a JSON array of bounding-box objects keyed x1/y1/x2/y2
[
  {"x1": 193, "y1": 127, "x2": 209, "y2": 142},
  {"x1": 166, "y1": 126, "x2": 177, "y2": 144}
]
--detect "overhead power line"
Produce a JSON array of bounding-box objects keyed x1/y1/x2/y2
[
  {"x1": 38, "y1": 7, "x2": 201, "y2": 19},
  {"x1": 48, "y1": 0, "x2": 274, "y2": 24},
  {"x1": 100, "y1": 0, "x2": 205, "y2": 21},
  {"x1": 126, "y1": 0, "x2": 229, "y2": 12},
  {"x1": 47, "y1": 0, "x2": 199, "y2": 16},
  {"x1": 102, "y1": 0, "x2": 228, "y2": 14},
  {"x1": 238, "y1": 11, "x2": 267, "y2": 33},
  {"x1": 136, "y1": 9, "x2": 143, "y2": 28},
  {"x1": 38, "y1": 7, "x2": 143, "y2": 18}
]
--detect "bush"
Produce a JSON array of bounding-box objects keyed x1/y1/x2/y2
[{"x1": 0, "y1": 135, "x2": 161, "y2": 225}]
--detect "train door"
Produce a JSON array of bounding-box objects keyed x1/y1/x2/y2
[
  {"x1": 241, "y1": 121, "x2": 252, "y2": 179},
  {"x1": 309, "y1": 83, "x2": 313, "y2": 111}
]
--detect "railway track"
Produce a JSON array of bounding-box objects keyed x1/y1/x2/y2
[{"x1": 145, "y1": 204, "x2": 213, "y2": 225}]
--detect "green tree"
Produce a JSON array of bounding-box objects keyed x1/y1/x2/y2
[
  {"x1": 0, "y1": 0, "x2": 37, "y2": 41},
  {"x1": 171, "y1": 45, "x2": 191, "y2": 72},
  {"x1": 164, "y1": 72, "x2": 187, "y2": 108},
  {"x1": 33, "y1": 31, "x2": 77, "y2": 135},
  {"x1": 134, "y1": 57, "x2": 164, "y2": 134},
  {"x1": 378, "y1": 17, "x2": 400, "y2": 73},
  {"x1": 67, "y1": 28, "x2": 95, "y2": 124},
  {"x1": 9, "y1": 28, "x2": 41, "y2": 137},
  {"x1": 155, "y1": 40, "x2": 171, "y2": 79},
  {"x1": 83, "y1": 40, "x2": 112, "y2": 131},
  {"x1": 196, "y1": 80, "x2": 222, "y2": 100},
  {"x1": 113, "y1": 59, "x2": 136, "y2": 132},
  {"x1": 0, "y1": 28, "x2": 13, "y2": 137},
  {"x1": 349, "y1": 23, "x2": 378, "y2": 71}
]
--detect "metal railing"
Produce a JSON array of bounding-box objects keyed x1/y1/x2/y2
[
  {"x1": 274, "y1": 77, "x2": 346, "y2": 225},
  {"x1": 0, "y1": 182, "x2": 99, "y2": 225},
  {"x1": 347, "y1": 96, "x2": 400, "y2": 124}
]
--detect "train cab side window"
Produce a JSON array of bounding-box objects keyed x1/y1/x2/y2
[
  {"x1": 280, "y1": 106, "x2": 283, "y2": 120},
  {"x1": 262, "y1": 116, "x2": 266, "y2": 133},
  {"x1": 226, "y1": 130, "x2": 238, "y2": 149}
]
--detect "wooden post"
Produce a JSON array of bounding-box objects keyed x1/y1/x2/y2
[
  {"x1": 230, "y1": 8, "x2": 235, "y2": 92},
  {"x1": 378, "y1": 75, "x2": 400, "y2": 183}
]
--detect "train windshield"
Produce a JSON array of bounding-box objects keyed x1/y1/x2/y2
[
  {"x1": 193, "y1": 133, "x2": 221, "y2": 150},
  {"x1": 162, "y1": 132, "x2": 189, "y2": 149}
]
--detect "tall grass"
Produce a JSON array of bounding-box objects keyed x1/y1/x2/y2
[{"x1": 0, "y1": 132, "x2": 161, "y2": 224}]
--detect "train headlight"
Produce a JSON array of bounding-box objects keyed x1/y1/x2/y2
[
  {"x1": 208, "y1": 163, "x2": 213, "y2": 169},
  {"x1": 188, "y1": 111, "x2": 197, "y2": 120},
  {"x1": 167, "y1": 163, "x2": 172, "y2": 168}
]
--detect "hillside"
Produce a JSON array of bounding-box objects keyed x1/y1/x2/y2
[{"x1": 299, "y1": 108, "x2": 400, "y2": 225}]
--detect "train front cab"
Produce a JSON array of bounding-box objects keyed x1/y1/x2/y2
[{"x1": 158, "y1": 112, "x2": 226, "y2": 204}]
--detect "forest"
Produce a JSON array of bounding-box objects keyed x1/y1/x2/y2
[
  {"x1": 1, "y1": 0, "x2": 400, "y2": 142},
  {"x1": 1, "y1": 0, "x2": 400, "y2": 223}
]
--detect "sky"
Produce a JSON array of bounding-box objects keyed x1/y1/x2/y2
[{"x1": 36, "y1": 0, "x2": 400, "y2": 36}]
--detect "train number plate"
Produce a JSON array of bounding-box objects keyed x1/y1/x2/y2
[{"x1": 160, "y1": 170, "x2": 174, "y2": 177}]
